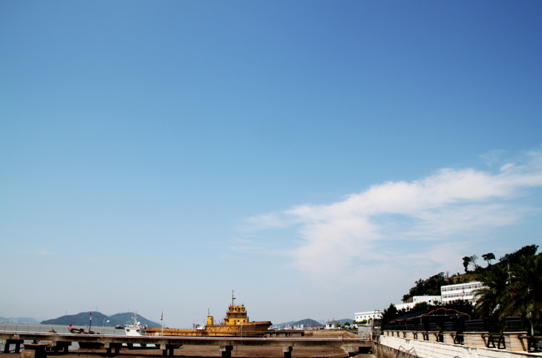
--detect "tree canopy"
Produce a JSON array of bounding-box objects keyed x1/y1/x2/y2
[
  {"x1": 474, "y1": 245, "x2": 541, "y2": 333},
  {"x1": 393, "y1": 244, "x2": 541, "y2": 334},
  {"x1": 402, "y1": 272, "x2": 448, "y2": 303}
]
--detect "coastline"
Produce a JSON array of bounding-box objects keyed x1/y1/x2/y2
[{"x1": 0, "y1": 345, "x2": 373, "y2": 358}]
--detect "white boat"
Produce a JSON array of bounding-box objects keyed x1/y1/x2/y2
[{"x1": 124, "y1": 313, "x2": 147, "y2": 336}]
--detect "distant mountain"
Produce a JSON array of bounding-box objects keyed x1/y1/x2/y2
[
  {"x1": 271, "y1": 318, "x2": 324, "y2": 329},
  {"x1": 313, "y1": 318, "x2": 353, "y2": 325},
  {"x1": 270, "y1": 321, "x2": 295, "y2": 329},
  {"x1": 41, "y1": 311, "x2": 108, "y2": 326},
  {"x1": 108, "y1": 312, "x2": 160, "y2": 328},
  {"x1": 40, "y1": 311, "x2": 160, "y2": 328},
  {"x1": 314, "y1": 319, "x2": 354, "y2": 325},
  {"x1": 294, "y1": 318, "x2": 323, "y2": 327},
  {"x1": 0, "y1": 317, "x2": 39, "y2": 324}
]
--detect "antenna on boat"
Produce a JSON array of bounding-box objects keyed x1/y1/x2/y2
[{"x1": 232, "y1": 290, "x2": 236, "y2": 306}]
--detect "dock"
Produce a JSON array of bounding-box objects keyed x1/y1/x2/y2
[{"x1": 0, "y1": 331, "x2": 372, "y2": 358}]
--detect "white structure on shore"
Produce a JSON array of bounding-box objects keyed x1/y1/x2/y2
[
  {"x1": 395, "y1": 295, "x2": 442, "y2": 311},
  {"x1": 354, "y1": 310, "x2": 382, "y2": 323},
  {"x1": 440, "y1": 281, "x2": 484, "y2": 303},
  {"x1": 355, "y1": 280, "x2": 484, "y2": 320}
]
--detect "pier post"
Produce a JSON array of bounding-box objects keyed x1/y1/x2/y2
[
  {"x1": 503, "y1": 332, "x2": 528, "y2": 352},
  {"x1": 4, "y1": 339, "x2": 23, "y2": 353},
  {"x1": 160, "y1": 343, "x2": 165, "y2": 356},
  {"x1": 60, "y1": 343, "x2": 70, "y2": 354},
  {"x1": 464, "y1": 332, "x2": 488, "y2": 348},
  {"x1": 160, "y1": 343, "x2": 168, "y2": 357},
  {"x1": 220, "y1": 345, "x2": 233, "y2": 358},
  {"x1": 104, "y1": 343, "x2": 121, "y2": 356},
  {"x1": 21, "y1": 343, "x2": 48, "y2": 358},
  {"x1": 428, "y1": 331, "x2": 439, "y2": 342},
  {"x1": 282, "y1": 346, "x2": 293, "y2": 358},
  {"x1": 442, "y1": 331, "x2": 455, "y2": 345}
]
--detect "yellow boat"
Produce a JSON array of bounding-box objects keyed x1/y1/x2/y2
[{"x1": 146, "y1": 292, "x2": 272, "y2": 337}]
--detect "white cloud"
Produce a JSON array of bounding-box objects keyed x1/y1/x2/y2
[
  {"x1": 36, "y1": 249, "x2": 53, "y2": 255},
  {"x1": 243, "y1": 151, "x2": 542, "y2": 284}
]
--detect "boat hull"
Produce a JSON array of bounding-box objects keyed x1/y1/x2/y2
[{"x1": 146, "y1": 321, "x2": 272, "y2": 337}]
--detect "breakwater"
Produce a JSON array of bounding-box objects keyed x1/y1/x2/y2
[{"x1": 0, "y1": 329, "x2": 371, "y2": 358}]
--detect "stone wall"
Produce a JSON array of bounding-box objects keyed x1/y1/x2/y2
[{"x1": 374, "y1": 335, "x2": 534, "y2": 358}]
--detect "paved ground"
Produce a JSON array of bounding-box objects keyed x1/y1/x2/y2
[
  {"x1": 0, "y1": 330, "x2": 375, "y2": 358},
  {"x1": 1, "y1": 346, "x2": 376, "y2": 358}
]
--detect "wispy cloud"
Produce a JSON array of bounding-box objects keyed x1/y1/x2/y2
[
  {"x1": 36, "y1": 249, "x2": 53, "y2": 255},
  {"x1": 242, "y1": 151, "x2": 542, "y2": 284}
]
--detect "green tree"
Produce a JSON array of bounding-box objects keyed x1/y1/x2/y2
[
  {"x1": 412, "y1": 301, "x2": 430, "y2": 311},
  {"x1": 475, "y1": 245, "x2": 541, "y2": 333},
  {"x1": 474, "y1": 263, "x2": 509, "y2": 318},
  {"x1": 381, "y1": 304, "x2": 398, "y2": 328},
  {"x1": 501, "y1": 244, "x2": 539, "y2": 264},
  {"x1": 463, "y1": 256, "x2": 472, "y2": 273},
  {"x1": 470, "y1": 254, "x2": 480, "y2": 271},
  {"x1": 402, "y1": 272, "x2": 447, "y2": 302},
  {"x1": 505, "y1": 253, "x2": 542, "y2": 333},
  {"x1": 482, "y1": 252, "x2": 496, "y2": 266}
]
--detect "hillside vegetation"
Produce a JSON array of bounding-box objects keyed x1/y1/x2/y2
[
  {"x1": 41, "y1": 311, "x2": 161, "y2": 328},
  {"x1": 384, "y1": 244, "x2": 541, "y2": 334}
]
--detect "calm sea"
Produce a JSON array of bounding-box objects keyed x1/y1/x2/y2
[{"x1": 0, "y1": 324, "x2": 127, "y2": 352}]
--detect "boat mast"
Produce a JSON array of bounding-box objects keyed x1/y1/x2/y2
[{"x1": 232, "y1": 290, "x2": 236, "y2": 306}]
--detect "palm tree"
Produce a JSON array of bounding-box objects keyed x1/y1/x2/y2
[
  {"x1": 504, "y1": 253, "x2": 542, "y2": 333},
  {"x1": 474, "y1": 262, "x2": 509, "y2": 318},
  {"x1": 475, "y1": 250, "x2": 542, "y2": 333}
]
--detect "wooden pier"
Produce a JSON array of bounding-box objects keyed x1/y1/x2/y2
[{"x1": 0, "y1": 331, "x2": 372, "y2": 358}]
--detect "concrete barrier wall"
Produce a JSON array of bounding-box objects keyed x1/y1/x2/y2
[{"x1": 375, "y1": 335, "x2": 534, "y2": 358}]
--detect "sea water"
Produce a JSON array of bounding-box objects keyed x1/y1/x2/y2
[{"x1": 0, "y1": 324, "x2": 127, "y2": 352}]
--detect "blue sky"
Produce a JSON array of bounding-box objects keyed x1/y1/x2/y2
[{"x1": 1, "y1": 1, "x2": 542, "y2": 327}]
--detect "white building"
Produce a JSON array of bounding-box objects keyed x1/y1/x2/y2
[
  {"x1": 354, "y1": 310, "x2": 382, "y2": 323},
  {"x1": 440, "y1": 281, "x2": 484, "y2": 303},
  {"x1": 395, "y1": 295, "x2": 442, "y2": 311},
  {"x1": 355, "y1": 281, "x2": 484, "y2": 320},
  {"x1": 325, "y1": 320, "x2": 340, "y2": 330}
]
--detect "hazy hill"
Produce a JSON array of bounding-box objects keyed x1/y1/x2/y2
[
  {"x1": 108, "y1": 312, "x2": 160, "y2": 328},
  {"x1": 294, "y1": 318, "x2": 323, "y2": 327},
  {"x1": 271, "y1": 318, "x2": 324, "y2": 329},
  {"x1": 270, "y1": 321, "x2": 295, "y2": 329},
  {"x1": 0, "y1": 316, "x2": 39, "y2": 324},
  {"x1": 40, "y1": 311, "x2": 160, "y2": 328}
]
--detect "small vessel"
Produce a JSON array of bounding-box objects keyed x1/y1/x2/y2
[
  {"x1": 146, "y1": 291, "x2": 272, "y2": 337},
  {"x1": 68, "y1": 324, "x2": 103, "y2": 349},
  {"x1": 124, "y1": 313, "x2": 147, "y2": 336}
]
